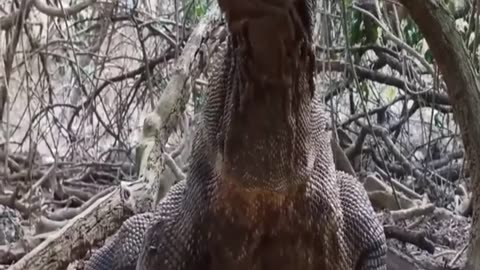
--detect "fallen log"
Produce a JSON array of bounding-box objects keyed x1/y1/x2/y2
[{"x1": 7, "y1": 188, "x2": 129, "y2": 270}]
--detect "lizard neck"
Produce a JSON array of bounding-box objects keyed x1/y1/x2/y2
[{"x1": 209, "y1": 1, "x2": 320, "y2": 192}]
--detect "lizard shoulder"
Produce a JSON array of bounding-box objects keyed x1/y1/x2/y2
[
  {"x1": 136, "y1": 180, "x2": 207, "y2": 270},
  {"x1": 337, "y1": 171, "x2": 387, "y2": 269}
]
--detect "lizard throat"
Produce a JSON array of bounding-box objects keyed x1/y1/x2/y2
[
  {"x1": 217, "y1": 54, "x2": 316, "y2": 192},
  {"x1": 212, "y1": 0, "x2": 317, "y2": 192}
]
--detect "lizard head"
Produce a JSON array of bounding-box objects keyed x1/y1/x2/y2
[
  {"x1": 217, "y1": 0, "x2": 316, "y2": 89},
  {"x1": 205, "y1": 0, "x2": 326, "y2": 192}
]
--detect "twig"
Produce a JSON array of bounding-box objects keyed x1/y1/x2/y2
[
  {"x1": 33, "y1": 0, "x2": 96, "y2": 18},
  {"x1": 46, "y1": 186, "x2": 115, "y2": 221},
  {"x1": 164, "y1": 153, "x2": 185, "y2": 181},
  {"x1": 384, "y1": 225, "x2": 436, "y2": 254},
  {"x1": 447, "y1": 243, "x2": 468, "y2": 268},
  {"x1": 352, "y1": 4, "x2": 435, "y2": 76},
  {"x1": 390, "y1": 203, "x2": 436, "y2": 222},
  {"x1": 22, "y1": 165, "x2": 55, "y2": 201}
]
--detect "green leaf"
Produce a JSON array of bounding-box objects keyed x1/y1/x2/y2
[{"x1": 384, "y1": 86, "x2": 396, "y2": 103}]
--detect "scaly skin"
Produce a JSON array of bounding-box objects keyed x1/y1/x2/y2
[{"x1": 84, "y1": 0, "x2": 387, "y2": 269}]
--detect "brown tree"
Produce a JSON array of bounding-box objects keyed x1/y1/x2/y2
[{"x1": 398, "y1": 0, "x2": 480, "y2": 269}]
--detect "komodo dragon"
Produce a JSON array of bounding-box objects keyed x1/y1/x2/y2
[{"x1": 84, "y1": 0, "x2": 387, "y2": 269}]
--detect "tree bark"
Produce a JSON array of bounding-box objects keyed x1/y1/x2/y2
[
  {"x1": 7, "y1": 189, "x2": 130, "y2": 270},
  {"x1": 397, "y1": 1, "x2": 480, "y2": 269}
]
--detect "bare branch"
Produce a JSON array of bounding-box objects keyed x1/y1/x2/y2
[{"x1": 33, "y1": 0, "x2": 96, "y2": 18}]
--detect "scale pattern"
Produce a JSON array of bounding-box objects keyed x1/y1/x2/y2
[
  {"x1": 84, "y1": 0, "x2": 387, "y2": 269},
  {"x1": 84, "y1": 181, "x2": 187, "y2": 270}
]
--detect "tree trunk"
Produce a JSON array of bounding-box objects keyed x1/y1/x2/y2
[{"x1": 398, "y1": 1, "x2": 480, "y2": 269}]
